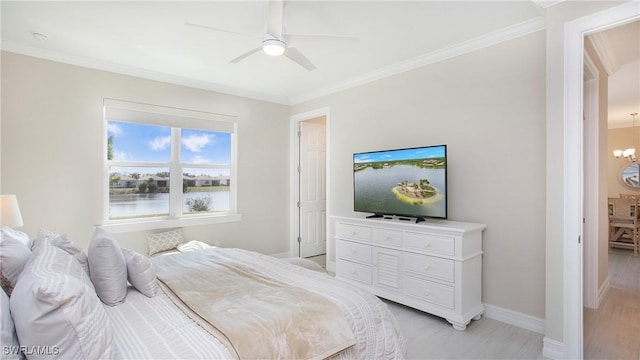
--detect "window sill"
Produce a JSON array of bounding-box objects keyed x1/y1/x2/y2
[{"x1": 100, "y1": 213, "x2": 242, "y2": 233}]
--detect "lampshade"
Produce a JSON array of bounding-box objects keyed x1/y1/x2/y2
[
  {"x1": 624, "y1": 148, "x2": 636, "y2": 158},
  {"x1": 0, "y1": 195, "x2": 24, "y2": 228}
]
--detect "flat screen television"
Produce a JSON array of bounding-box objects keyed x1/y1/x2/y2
[{"x1": 353, "y1": 145, "x2": 447, "y2": 221}]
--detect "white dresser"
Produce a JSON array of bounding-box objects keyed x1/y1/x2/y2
[{"x1": 333, "y1": 216, "x2": 486, "y2": 330}]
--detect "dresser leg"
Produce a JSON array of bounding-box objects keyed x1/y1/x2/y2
[{"x1": 448, "y1": 320, "x2": 468, "y2": 331}]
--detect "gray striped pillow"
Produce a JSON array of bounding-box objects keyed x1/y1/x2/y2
[{"x1": 10, "y1": 239, "x2": 120, "y2": 359}]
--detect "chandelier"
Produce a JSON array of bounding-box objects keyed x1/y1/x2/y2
[{"x1": 613, "y1": 112, "x2": 639, "y2": 162}]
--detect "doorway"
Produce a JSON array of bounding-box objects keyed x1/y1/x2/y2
[
  {"x1": 290, "y1": 107, "x2": 330, "y2": 261},
  {"x1": 564, "y1": 3, "x2": 640, "y2": 358},
  {"x1": 298, "y1": 116, "x2": 327, "y2": 258},
  {"x1": 583, "y1": 19, "x2": 640, "y2": 359}
]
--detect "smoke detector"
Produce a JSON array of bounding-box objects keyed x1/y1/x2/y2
[{"x1": 31, "y1": 32, "x2": 48, "y2": 42}]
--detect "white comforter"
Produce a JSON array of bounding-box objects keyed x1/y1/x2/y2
[{"x1": 105, "y1": 248, "x2": 406, "y2": 359}]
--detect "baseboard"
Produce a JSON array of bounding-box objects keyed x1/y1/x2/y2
[
  {"x1": 542, "y1": 336, "x2": 564, "y2": 359},
  {"x1": 483, "y1": 303, "x2": 545, "y2": 334},
  {"x1": 597, "y1": 275, "x2": 610, "y2": 307}
]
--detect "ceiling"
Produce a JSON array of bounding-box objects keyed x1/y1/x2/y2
[
  {"x1": 1, "y1": 1, "x2": 546, "y2": 105},
  {"x1": 588, "y1": 20, "x2": 640, "y2": 128},
  {"x1": 0, "y1": 0, "x2": 636, "y2": 117}
]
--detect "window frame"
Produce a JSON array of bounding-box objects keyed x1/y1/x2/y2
[{"x1": 101, "y1": 99, "x2": 241, "y2": 233}]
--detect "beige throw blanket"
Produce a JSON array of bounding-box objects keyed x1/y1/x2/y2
[{"x1": 153, "y1": 248, "x2": 356, "y2": 360}]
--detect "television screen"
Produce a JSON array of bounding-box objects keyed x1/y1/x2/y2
[{"x1": 353, "y1": 145, "x2": 447, "y2": 220}]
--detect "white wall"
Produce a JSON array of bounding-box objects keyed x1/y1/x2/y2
[
  {"x1": 292, "y1": 31, "x2": 546, "y2": 318},
  {"x1": 0, "y1": 51, "x2": 291, "y2": 255}
]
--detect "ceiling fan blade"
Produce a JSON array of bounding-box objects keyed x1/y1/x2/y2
[
  {"x1": 284, "y1": 47, "x2": 316, "y2": 71},
  {"x1": 184, "y1": 22, "x2": 262, "y2": 40},
  {"x1": 230, "y1": 47, "x2": 263, "y2": 64},
  {"x1": 266, "y1": 0, "x2": 284, "y2": 38}
]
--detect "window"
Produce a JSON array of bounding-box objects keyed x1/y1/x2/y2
[{"x1": 103, "y1": 99, "x2": 239, "y2": 230}]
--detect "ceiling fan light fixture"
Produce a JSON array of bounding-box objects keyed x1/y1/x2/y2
[{"x1": 263, "y1": 38, "x2": 285, "y2": 56}]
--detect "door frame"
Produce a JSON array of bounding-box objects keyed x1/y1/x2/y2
[
  {"x1": 582, "y1": 50, "x2": 600, "y2": 310},
  {"x1": 289, "y1": 107, "x2": 331, "y2": 259},
  {"x1": 564, "y1": 3, "x2": 639, "y2": 358}
]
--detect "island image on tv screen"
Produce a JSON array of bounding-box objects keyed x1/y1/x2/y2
[{"x1": 353, "y1": 145, "x2": 447, "y2": 220}]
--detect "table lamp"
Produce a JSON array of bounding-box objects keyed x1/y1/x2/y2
[{"x1": 0, "y1": 194, "x2": 24, "y2": 228}]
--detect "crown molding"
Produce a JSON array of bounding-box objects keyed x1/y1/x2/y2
[
  {"x1": 2, "y1": 15, "x2": 546, "y2": 107},
  {"x1": 288, "y1": 16, "x2": 546, "y2": 105},
  {"x1": 583, "y1": 51, "x2": 598, "y2": 81},
  {"x1": 587, "y1": 31, "x2": 619, "y2": 76},
  {"x1": 0, "y1": 42, "x2": 291, "y2": 105}
]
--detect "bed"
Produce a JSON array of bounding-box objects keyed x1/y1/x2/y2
[{"x1": 1, "y1": 227, "x2": 406, "y2": 359}]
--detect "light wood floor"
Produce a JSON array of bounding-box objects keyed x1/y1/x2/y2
[
  {"x1": 583, "y1": 248, "x2": 640, "y2": 360},
  {"x1": 306, "y1": 254, "x2": 326, "y2": 269},
  {"x1": 308, "y1": 254, "x2": 545, "y2": 359},
  {"x1": 311, "y1": 248, "x2": 639, "y2": 358},
  {"x1": 385, "y1": 300, "x2": 545, "y2": 359}
]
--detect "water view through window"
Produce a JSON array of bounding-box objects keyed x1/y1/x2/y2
[
  {"x1": 109, "y1": 191, "x2": 230, "y2": 219},
  {"x1": 107, "y1": 120, "x2": 232, "y2": 220}
]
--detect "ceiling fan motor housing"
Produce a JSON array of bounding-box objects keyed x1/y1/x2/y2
[{"x1": 262, "y1": 35, "x2": 286, "y2": 56}]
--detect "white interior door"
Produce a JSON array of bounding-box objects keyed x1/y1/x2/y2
[{"x1": 298, "y1": 119, "x2": 326, "y2": 258}]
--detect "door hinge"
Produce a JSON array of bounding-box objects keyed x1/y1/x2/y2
[
  {"x1": 297, "y1": 201, "x2": 301, "y2": 208},
  {"x1": 297, "y1": 165, "x2": 302, "y2": 173},
  {"x1": 298, "y1": 130, "x2": 302, "y2": 138},
  {"x1": 297, "y1": 236, "x2": 302, "y2": 243},
  {"x1": 578, "y1": 235, "x2": 581, "y2": 244}
]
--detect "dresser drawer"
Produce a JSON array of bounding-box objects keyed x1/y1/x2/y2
[
  {"x1": 372, "y1": 228, "x2": 402, "y2": 247},
  {"x1": 403, "y1": 232, "x2": 455, "y2": 256},
  {"x1": 336, "y1": 223, "x2": 372, "y2": 242},
  {"x1": 404, "y1": 276, "x2": 454, "y2": 309},
  {"x1": 337, "y1": 240, "x2": 372, "y2": 264},
  {"x1": 337, "y1": 260, "x2": 372, "y2": 285},
  {"x1": 403, "y1": 252, "x2": 454, "y2": 283}
]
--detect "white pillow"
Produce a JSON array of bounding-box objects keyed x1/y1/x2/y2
[
  {"x1": 0, "y1": 231, "x2": 32, "y2": 295},
  {"x1": 177, "y1": 240, "x2": 213, "y2": 252},
  {"x1": 121, "y1": 248, "x2": 157, "y2": 298},
  {"x1": 10, "y1": 240, "x2": 120, "y2": 359},
  {"x1": 1, "y1": 288, "x2": 20, "y2": 360},
  {"x1": 147, "y1": 228, "x2": 184, "y2": 256},
  {"x1": 33, "y1": 229, "x2": 90, "y2": 275},
  {"x1": 1, "y1": 227, "x2": 30, "y2": 248},
  {"x1": 88, "y1": 228, "x2": 127, "y2": 306}
]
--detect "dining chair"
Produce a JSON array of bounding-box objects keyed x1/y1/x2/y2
[{"x1": 609, "y1": 197, "x2": 640, "y2": 256}]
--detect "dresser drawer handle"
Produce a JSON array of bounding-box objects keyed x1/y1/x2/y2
[
  {"x1": 351, "y1": 270, "x2": 358, "y2": 276},
  {"x1": 423, "y1": 241, "x2": 431, "y2": 248},
  {"x1": 423, "y1": 264, "x2": 431, "y2": 271},
  {"x1": 351, "y1": 249, "x2": 358, "y2": 255},
  {"x1": 351, "y1": 231, "x2": 357, "y2": 236},
  {"x1": 424, "y1": 290, "x2": 431, "y2": 297}
]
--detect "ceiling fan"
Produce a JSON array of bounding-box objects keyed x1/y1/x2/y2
[{"x1": 185, "y1": 0, "x2": 357, "y2": 71}]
